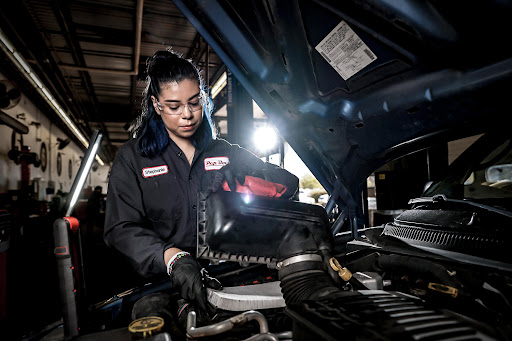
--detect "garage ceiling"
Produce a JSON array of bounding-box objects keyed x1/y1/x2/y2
[{"x1": 0, "y1": 0, "x2": 225, "y2": 163}]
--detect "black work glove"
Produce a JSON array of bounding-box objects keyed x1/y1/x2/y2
[
  {"x1": 221, "y1": 162, "x2": 250, "y2": 191},
  {"x1": 169, "y1": 256, "x2": 222, "y2": 314}
]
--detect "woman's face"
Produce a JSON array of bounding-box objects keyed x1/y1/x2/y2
[{"x1": 151, "y1": 78, "x2": 203, "y2": 143}]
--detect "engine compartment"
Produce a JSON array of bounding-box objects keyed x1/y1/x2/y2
[
  {"x1": 170, "y1": 191, "x2": 512, "y2": 340},
  {"x1": 338, "y1": 229, "x2": 512, "y2": 341},
  {"x1": 44, "y1": 190, "x2": 512, "y2": 341}
]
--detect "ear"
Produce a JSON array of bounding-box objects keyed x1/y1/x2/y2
[{"x1": 151, "y1": 96, "x2": 160, "y2": 114}]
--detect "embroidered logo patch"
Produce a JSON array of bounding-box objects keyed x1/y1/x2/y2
[
  {"x1": 142, "y1": 165, "x2": 168, "y2": 178},
  {"x1": 204, "y1": 156, "x2": 229, "y2": 171}
]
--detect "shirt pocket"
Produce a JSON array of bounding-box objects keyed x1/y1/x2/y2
[
  {"x1": 147, "y1": 218, "x2": 179, "y2": 241},
  {"x1": 141, "y1": 173, "x2": 183, "y2": 221}
]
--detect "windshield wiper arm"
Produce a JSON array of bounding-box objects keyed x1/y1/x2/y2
[{"x1": 409, "y1": 194, "x2": 512, "y2": 219}]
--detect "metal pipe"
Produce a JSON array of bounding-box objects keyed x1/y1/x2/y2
[
  {"x1": 59, "y1": 64, "x2": 136, "y2": 75},
  {"x1": 134, "y1": 0, "x2": 144, "y2": 76},
  {"x1": 274, "y1": 331, "x2": 293, "y2": 339},
  {"x1": 206, "y1": 44, "x2": 209, "y2": 89},
  {"x1": 0, "y1": 110, "x2": 29, "y2": 134},
  {"x1": 332, "y1": 209, "x2": 347, "y2": 235},
  {"x1": 243, "y1": 333, "x2": 280, "y2": 341},
  {"x1": 187, "y1": 310, "x2": 278, "y2": 340},
  {"x1": 129, "y1": 0, "x2": 144, "y2": 123}
]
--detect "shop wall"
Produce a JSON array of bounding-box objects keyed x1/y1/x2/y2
[{"x1": 0, "y1": 74, "x2": 110, "y2": 198}]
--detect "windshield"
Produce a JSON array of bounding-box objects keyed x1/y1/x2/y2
[{"x1": 423, "y1": 131, "x2": 512, "y2": 211}]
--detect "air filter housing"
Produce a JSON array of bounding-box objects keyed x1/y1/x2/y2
[{"x1": 197, "y1": 191, "x2": 330, "y2": 267}]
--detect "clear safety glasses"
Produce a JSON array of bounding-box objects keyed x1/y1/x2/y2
[{"x1": 155, "y1": 100, "x2": 202, "y2": 115}]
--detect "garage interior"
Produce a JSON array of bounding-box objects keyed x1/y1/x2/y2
[{"x1": 0, "y1": 1, "x2": 481, "y2": 340}]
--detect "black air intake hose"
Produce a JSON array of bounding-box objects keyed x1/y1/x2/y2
[
  {"x1": 277, "y1": 251, "x2": 340, "y2": 304},
  {"x1": 276, "y1": 221, "x2": 342, "y2": 305}
]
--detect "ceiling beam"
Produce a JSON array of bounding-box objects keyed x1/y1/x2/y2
[
  {"x1": 59, "y1": 64, "x2": 136, "y2": 75},
  {"x1": 52, "y1": 0, "x2": 115, "y2": 161}
]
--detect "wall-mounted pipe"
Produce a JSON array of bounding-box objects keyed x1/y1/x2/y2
[{"x1": 0, "y1": 110, "x2": 29, "y2": 134}]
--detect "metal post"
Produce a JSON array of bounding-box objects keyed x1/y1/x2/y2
[
  {"x1": 53, "y1": 130, "x2": 103, "y2": 337},
  {"x1": 226, "y1": 70, "x2": 253, "y2": 148},
  {"x1": 53, "y1": 217, "x2": 79, "y2": 338}
]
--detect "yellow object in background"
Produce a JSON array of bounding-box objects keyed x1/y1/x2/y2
[{"x1": 128, "y1": 316, "x2": 164, "y2": 338}]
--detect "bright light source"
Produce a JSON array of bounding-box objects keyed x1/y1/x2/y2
[
  {"x1": 66, "y1": 131, "x2": 103, "y2": 216},
  {"x1": 0, "y1": 33, "x2": 14, "y2": 52},
  {"x1": 253, "y1": 126, "x2": 278, "y2": 153},
  {"x1": 242, "y1": 194, "x2": 252, "y2": 204}
]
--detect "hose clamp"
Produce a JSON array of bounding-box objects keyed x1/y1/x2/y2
[{"x1": 276, "y1": 254, "x2": 322, "y2": 269}]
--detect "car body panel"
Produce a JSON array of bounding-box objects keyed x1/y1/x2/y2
[{"x1": 172, "y1": 0, "x2": 512, "y2": 227}]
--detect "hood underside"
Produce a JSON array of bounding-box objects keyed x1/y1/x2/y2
[{"x1": 172, "y1": 0, "x2": 512, "y2": 211}]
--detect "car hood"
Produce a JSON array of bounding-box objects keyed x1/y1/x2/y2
[{"x1": 172, "y1": 0, "x2": 512, "y2": 213}]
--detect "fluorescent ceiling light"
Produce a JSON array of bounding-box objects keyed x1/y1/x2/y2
[
  {"x1": 211, "y1": 71, "x2": 227, "y2": 99},
  {"x1": 0, "y1": 29, "x2": 104, "y2": 166},
  {"x1": 0, "y1": 34, "x2": 14, "y2": 53},
  {"x1": 29, "y1": 72, "x2": 43, "y2": 88}
]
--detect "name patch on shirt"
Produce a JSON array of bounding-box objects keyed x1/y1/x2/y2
[
  {"x1": 204, "y1": 156, "x2": 229, "y2": 171},
  {"x1": 142, "y1": 165, "x2": 169, "y2": 178}
]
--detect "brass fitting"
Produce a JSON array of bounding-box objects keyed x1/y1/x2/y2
[{"x1": 329, "y1": 257, "x2": 352, "y2": 281}]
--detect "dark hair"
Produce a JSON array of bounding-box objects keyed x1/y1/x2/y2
[{"x1": 133, "y1": 49, "x2": 215, "y2": 158}]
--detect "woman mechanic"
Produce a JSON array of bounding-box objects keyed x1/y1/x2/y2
[{"x1": 103, "y1": 49, "x2": 298, "y2": 317}]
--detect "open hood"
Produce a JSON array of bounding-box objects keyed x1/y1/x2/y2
[{"x1": 172, "y1": 0, "x2": 512, "y2": 217}]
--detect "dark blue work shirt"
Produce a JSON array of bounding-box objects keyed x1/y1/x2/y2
[{"x1": 104, "y1": 137, "x2": 298, "y2": 278}]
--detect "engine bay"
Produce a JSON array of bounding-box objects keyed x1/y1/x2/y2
[{"x1": 74, "y1": 190, "x2": 512, "y2": 341}]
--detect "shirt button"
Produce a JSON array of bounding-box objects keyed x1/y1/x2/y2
[
  {"x1": 192, "y1": 204, "x2": 197, "y2": 210},
  {"x1": 177, "y1": 151, "x2": 182, "y2": 156},
  {"x1": 189, "y1": 176, "x2": 192, "y2": 180}
]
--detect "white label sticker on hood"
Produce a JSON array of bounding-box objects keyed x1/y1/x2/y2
[
  {"x1": 204, "y1": 156, "x2": 229, "y2": 171},
  {"x1": 142, "y1": 165, "x2": 168, "y2": 178},
  {"x1": 315, "y1": 21, "x2": 377, "y2": 80}
]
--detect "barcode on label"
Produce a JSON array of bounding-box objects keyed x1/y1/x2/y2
[
  {"x1": 320, "y1": 51, "x2": 331, "y2": 63},
  {"x1": 363, "y1": 48, "x2": 376, "y2": 60}
]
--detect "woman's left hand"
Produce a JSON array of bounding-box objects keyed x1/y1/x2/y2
[
  {"x1": 169, "y1": 255, "x2": 222, "y2": 313},
  {"x1": 201, "y1": 162, "x2": 267, "y2": 195}
]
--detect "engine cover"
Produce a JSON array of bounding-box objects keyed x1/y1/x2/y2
[{"x1": 286, "y1": 290, "x2": 502, "y2": 341}]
